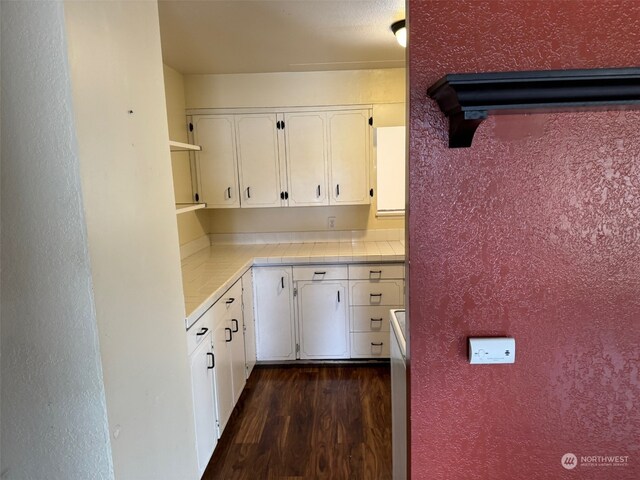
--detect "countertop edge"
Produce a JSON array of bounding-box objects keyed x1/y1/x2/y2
[{"x1": 184, "y1": 252, "x2": 405, "y2": 330}]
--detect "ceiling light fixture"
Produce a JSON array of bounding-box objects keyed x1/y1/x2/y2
[{"x1": 391, "y1": 20, "x2": 406, "y2": 48}]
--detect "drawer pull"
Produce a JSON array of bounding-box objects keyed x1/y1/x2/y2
[
  {"x1": 314, "y1": 271, "x2": 326, "y2": 275},
  {"x1": 207, "y1": 352, "x2": 215, "y2": 369},
  {"x1": 231, "y1": 319, "x2": 239, "y2": 333},
  {"x1": 225, "y1": 297, "x2": 235, "y2": 304},
  {"x1": 370, "y1": 293, "x2": 383, "y2": 298},
  {"x1": 196, "y1": 327, "x2": 209, "y2": 336},
  {"x1": 370, "y1": 270, "x2": 382, "y2": 275},
  {"x1": 371, "y1": 318, "x2": 383, "y2": 323},
  {"x1": 371, "y1": 342, "x2": 384, "y2": 347},
  {"x1": 225, "y1": 328, "x2": 232, "y2": 342}
]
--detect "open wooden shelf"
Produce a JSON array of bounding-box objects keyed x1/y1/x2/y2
[
  {"x1": 176, "y1": 203, "x2": 206, "y2": 214},
  {"x1": 169, "y1": 140, "x2": 201, "y2": 152}
]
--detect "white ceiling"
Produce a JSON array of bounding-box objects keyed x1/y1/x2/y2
[{"x1": 158, "y1": 0, "x2": 406, "y2": 75}]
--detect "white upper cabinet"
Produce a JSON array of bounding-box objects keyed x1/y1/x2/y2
[
  {"x1": 192, "y1": 115, "x2": 239, "y2": 208},
  {"x1": 235, "y1": 114, "x2": 284, "y2": 208},
  {"x1": 189, "y1": 107, "x2": 371, "y2": 209},
  {"x1": 284, "y1": 112, "x2": 328, "y2": 206},
  {"x1": 328, "y1": 109, "x2": 371, "y2": 205}
]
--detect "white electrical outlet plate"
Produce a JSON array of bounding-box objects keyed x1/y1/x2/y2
[
  {"x1": 328, "y1": 216, "x2": 336, "y2": 229},
  {"x1": 468, "y1": 337, "x2": 515, "y2": 364}
]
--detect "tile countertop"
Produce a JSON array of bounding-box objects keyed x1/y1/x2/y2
[{"x1": 181, "y1": 241, "x2": 405, "y2": 329}]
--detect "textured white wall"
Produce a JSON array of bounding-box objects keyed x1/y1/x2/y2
[
  {"x1": 63, "y1": 2, "x2": 198, "y2": 479},
  {"x1": 1, "y1": 2, "x2": 113, "y2": 479}
]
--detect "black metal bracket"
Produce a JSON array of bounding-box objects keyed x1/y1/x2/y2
[{"x1": 427, "y1": 67, "x2": 640, "y2": 148}]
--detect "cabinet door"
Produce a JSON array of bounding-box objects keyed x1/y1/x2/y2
[
  {"x1": 284, "y1": 112, "x2": 328, "y2": 206},
  {"x1": 192, "y1": 115, "x2": 240, "y2": 208},
  {"x1": 229, "y1": 314, "x2": 246, "y2": 406},
  {"x1": 241, "y1": 269, "x2": 257, "y2": 378},
  {"x1": 189, "y1": 332, "x2": 217, "y2": 475},
  {"x1": 236, "y1": 114, "x2": 283, "y2": 208},
  {"x1": 212, "y1": 320, "x2": 234, "y2": 437},
  {"x1": 254, "y1": 267, "x2": 296, "y2": 361},
  {"x1": 328, "y1": 110, "x2": 371, "y2": 205},
  {"x1": 297, "y1": 280, "x2": 349, "y2": 359}
]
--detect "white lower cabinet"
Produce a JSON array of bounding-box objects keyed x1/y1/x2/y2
[
  {"x1": 211, "y1": 280, "x2": 245, "y2": 437},
  {"x1": 241, "y1": 269, "x2": 257, "y2": 378},
  {"x1": 348, "y1": 264, "x2": 405, "y2": 359},
  {"x1": 188, "y1": 277, "x2": 248, "y2": 475},
  {"x1": 297, "y1": 278, "x2": 349, "y2": 359},
  {"x1": 253, "y1": 263, "x2": 404, "y2": 361},
  {"x1": 189, "y1": 328, "x2": 217, "y2": 477},
  {"x1": 211, "y1": 318, "x2": 234, "y2": 437},
  {"x1": 254, "y1": 266, "x2": 296, "y2": 361}
]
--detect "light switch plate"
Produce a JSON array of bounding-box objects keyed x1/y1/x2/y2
[{"x1": 468, "y1": 337, "x2": 515, "y2": 364}]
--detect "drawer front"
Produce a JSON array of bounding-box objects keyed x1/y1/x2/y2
[
  {"x1": 186, "y1": 307, "x2": 215, "y2": 356},
  {"x1": 351, "y1": 306, "x2": 398, "y2": 332},
  {"x1": 211, "y1": 280, "x2": 243, "y2": 329},
  {"x1": 293, "y1": 265, "x2": 348, "y2": 282},
  {"x1": 350, "y1": 280, "x2": 404, "y2": 306},
  {"x1": 351, "y1": 332, "x2": 390, "y2": 358},
  {"x1": 349, "y1": 263, "x2": 404, "y2": 280}
]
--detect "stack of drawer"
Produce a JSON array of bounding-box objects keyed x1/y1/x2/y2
[{"x1": 348, "y1": 264, "x2": 404, "y2": 358}]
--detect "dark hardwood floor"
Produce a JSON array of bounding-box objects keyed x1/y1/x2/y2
[{"x1": 202, "y1": 364, "x2": 392, "y2": 480}]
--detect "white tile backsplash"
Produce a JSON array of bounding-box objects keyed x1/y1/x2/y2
[{"x1": 209, "y1": 228, "x2": 404, "y2": 245}]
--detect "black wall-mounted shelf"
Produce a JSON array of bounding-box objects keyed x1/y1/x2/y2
[{"x1": 426, "y1": 67, "x2": 640, "y2": 148}]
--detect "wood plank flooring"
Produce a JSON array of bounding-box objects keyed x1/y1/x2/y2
[{"x1": 202, "y1": 364, "x2": 392, "y2": 480}]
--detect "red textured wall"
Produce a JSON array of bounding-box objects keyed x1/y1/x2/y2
[{"x1": 407, "y1": 1, "x2": 640, "y2": 479}]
